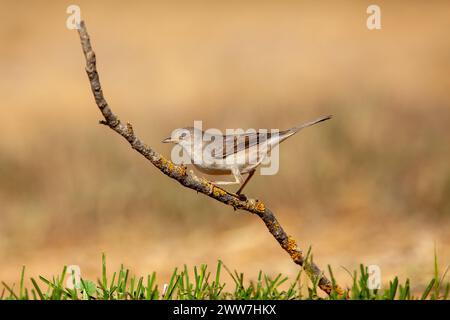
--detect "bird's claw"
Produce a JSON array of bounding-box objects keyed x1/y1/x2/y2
[{"x1": 237, "y1": 193, "x2": 247, "y2": 201}]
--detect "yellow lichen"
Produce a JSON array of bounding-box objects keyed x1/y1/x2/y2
[
  {"x1": 212, "y1": 186, "x2": 227, "y2": 197},
  {"x1": 160, "y1": 157, "x2": 168, "y2": 167},
  {"x1": 159, "y1": 156, "x2": 179, "y2": 174}
]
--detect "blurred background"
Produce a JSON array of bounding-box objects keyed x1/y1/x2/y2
[{"x1": 1, "y1": 0, "x2": 449, "y2": 294}]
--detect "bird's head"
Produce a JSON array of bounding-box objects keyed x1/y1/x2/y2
[{"x1": 162, "y1": 127, "x2": 197, "y2": 147}]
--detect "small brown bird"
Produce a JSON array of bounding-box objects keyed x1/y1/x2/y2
[{"x1": 163, "y1": 115, "x2": 331, "y2": 195}]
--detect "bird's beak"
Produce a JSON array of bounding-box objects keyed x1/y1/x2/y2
[{"x1": 162, "y1": 137, "x2": 173, "y2": 143}]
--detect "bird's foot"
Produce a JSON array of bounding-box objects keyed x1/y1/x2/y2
[{"x1": 237, "y1": 193, "x2": 248, "y2": 201}]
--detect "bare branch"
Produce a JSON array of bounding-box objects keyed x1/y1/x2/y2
[{"x1": 77, "y1": 21, "x2": 344, "y2": 297}]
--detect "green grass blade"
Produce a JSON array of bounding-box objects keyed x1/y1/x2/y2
[{"x1": 421, "y1": 279, "x2": 435, "y2": 300}]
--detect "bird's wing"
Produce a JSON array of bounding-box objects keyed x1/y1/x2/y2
[
  {"x1": 209, "y1": 131, "x2": 286, "y2": 159},
  {"x1": 207, "y1": 115, "x2": 332, "y2": 160}
]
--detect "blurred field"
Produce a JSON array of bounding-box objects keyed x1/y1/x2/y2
[{"x1": 1, "y1": 0, "x2": 449, "y2": 294}]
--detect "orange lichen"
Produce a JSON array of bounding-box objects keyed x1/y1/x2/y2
[
  {"x1": 285, "y1": 236, "x2": 303, "y2": 262},
  {"x1": 319, "y1": 283, "x2": 345, "y2": 297},
  {"x1": 176, "y1": 165, "x2": 187, "y2": 176},
  {"x1": 126, "y1": 122, "x2": 134, "y2": 135},
  {"x1": 255, "y1": 201, "x2": 265, "y2": 212}
]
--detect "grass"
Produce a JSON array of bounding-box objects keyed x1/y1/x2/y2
[{"x1": 1, "y1": 254, "x2": 449, "y2": 300}]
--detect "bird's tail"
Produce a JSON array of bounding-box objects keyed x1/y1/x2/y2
[
  {"x1": 279, "y1": 115, "x2": 332, "y2": 142},
  {"x1": 290, "y1": 115, "x2": 332, "y2": 133}
]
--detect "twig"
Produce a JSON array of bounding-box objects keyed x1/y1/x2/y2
[{"x1": 76, "y1": 21, "x2": 343, "y2": 297}]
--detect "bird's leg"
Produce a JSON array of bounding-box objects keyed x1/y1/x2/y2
[
  {"x1": 211, "y1": 167, "x2": 243, "y2": 186},
  {"x1": 210, "y1": 180, "x2": 240, "y2": 185},
  {"x1": 236, "y1": 169, "x2": 256, "y2": 200}
]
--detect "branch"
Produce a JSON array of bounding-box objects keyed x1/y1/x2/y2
[{"x1": 77, "y1": 21, "x2": 344, "y2": 297}]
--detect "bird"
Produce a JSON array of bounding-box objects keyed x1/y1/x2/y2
[{"x1": 162, "y1": 115, "x2": 331, "y2": 197}]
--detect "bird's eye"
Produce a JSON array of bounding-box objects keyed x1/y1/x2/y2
[{"x1": 180, "y1": 132, "x2": 187, "y2": 139}]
